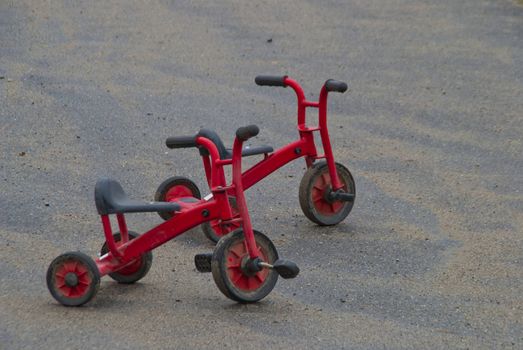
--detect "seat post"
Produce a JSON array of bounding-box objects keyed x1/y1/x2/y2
[
  {"x1": 116, "y1": 214, "x2": 129, "y2": 243},
  {"x1": 101, "y1": 215, "x2": 121, "y2": 258}
]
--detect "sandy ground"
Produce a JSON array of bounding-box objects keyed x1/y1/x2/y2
[{"x1": 1, "y1": 0, "x2": 522, "y2": 349}]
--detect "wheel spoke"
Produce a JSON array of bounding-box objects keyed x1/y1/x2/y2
[
  {"x1": 230, "y1": 242, "x2": 245, "y2": 258},
  {"x1": 255, "y1": 272, "x2": 264, "y2": 283},
  {"x1": 313, "y1": 184, "x2": 324, "y2": 191},
  {"x1": 78, "y1": 275, "x2": 90, "y2": 285},
  {"x1": 313, "y1": 196, "x2": 324, "y2": 203},
  {"x1": 76, "y1": 266, "x2": 88, "y2": 276},
  {"x1": 312, "y1": 190, "x2": 324, "y2": 202},
  {"x1": 321, "y1": 172, "x2": 330, "y2": 184},
  {"x1": 256, "y1": 245, "x2": 263, "y2": 257},
  {"x1": 232, "y1": 273, "x2": 243, "y2": 285}
]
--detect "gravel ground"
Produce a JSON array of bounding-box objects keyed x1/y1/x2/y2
[{"x1": 1, "y1": 0, "x2": 522, "y2": 349}]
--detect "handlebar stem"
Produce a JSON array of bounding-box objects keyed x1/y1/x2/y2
[
  {"x1": 283, "y1": 77, "x2": 307, "y2": 128},
  {"x1": 231, "y1": 137, "x2": 260, "y2": 258},
  {"x1": 196, "y1": 137, "x2": 226, "y2": 189},
  {"x1": 318, "y1": 85, "x2": 343, "y2": 190},
  {"x1": 282, "y1": 77, "x2": 344, "y2": 190}
]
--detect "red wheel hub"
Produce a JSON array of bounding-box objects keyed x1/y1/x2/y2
[
  {"x1": 165, "y1": 185, "x2": 194, "y2": 202},
  {"x1": 312, "y1": 171, "x2": 347, "y2": 216},
  {"x1": 226, "y1": 240, "x2": 269, "y2": 291},
  {"x1": 53, "y1": 260, "x2": 92, "y2": 298}
]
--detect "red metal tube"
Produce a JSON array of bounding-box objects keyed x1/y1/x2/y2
[
  {"x1": 231, "y1": 137, "x2": 259, "y2": 259},
  {"x1": 96, "y1": 199, "x2": 221, "y2": 276},
  {"x1": 284, "y1": 77, "x2": 307, "y2": 128},
  {"x1": 196, "y1": 136, "x2": 233, "y2": 218},
  {"x1": 318, "y1": 85, "x2": 343, "y2": 190},
  {"x1": 101, "y1": 215, "x2": 121, "y2": 258},
  {"x1": 116, "y1": 214, "x2": 129, "y2": 243},
  {"x1": 201, "y1": 155, "x2": 212, "y2": 189}
]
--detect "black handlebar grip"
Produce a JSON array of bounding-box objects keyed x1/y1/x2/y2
[
  {"x1": 255, "y1": 75, "x2": 287, "y2": 87},
  {"x1": 165, "y1": 135, "x2": 197, "y2": 149},
  {"x1": 236, "y1": 125, "x2": 260, "y2": 141},
  {"x1": 325, "y1": 79, "x2": 348, "y2": 93}
]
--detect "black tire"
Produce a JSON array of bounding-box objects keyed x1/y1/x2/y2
[
  {"x1": 46, "y1": 251, "x2": 100, "y2": 306},
  {"x1": 100, "y1": 231, "x2": 153, "y2": 284},
  {"x1": 299, "y1": 161, "x2": 355, "y2": 225},
  {"x1": 201, "y1": 196, "x2": 239, "y2": 243},
  {"x1": 154, "y1": 176, "x2": 201, "y2": 220},
  {"x1": 201, "y1": 222, "x2": 221, "y2": 243},
  {"x1": 211, "y1": 229, "x2": 279, "y2": 303}
]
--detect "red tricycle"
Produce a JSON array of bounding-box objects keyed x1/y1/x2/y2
[
  {"x1": 155, "y1": 75, "x2": 356, "y2": 242},
  {"x1": 46, "y1": 125, "x2": 299, "y2": 306}
]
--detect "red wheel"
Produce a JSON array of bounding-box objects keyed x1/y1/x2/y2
[
  {"x1": 211, "y1": 229, "x2": 279, "y2": 303},
  {"x1": 46, "y1": 252, "x2": 100, "y2": 306},
  {"x1": 299, "y1": 161, "x2": 355, "y2": 225},
  {"x1": 154, "y1": 176, "x2": 201, "y2": 220},
  {"x1": 201, "y1": 196, "x2": 240, "y2": 243},
  {"x1": 100, "y1": 231, "x2": 153, "y2": 284}
]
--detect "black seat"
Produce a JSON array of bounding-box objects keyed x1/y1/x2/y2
[
  {"x1": 197, "y1": 129, "x2": 273, "y2": 160},
  {"x1": 94, "y1": 178, "x2": 181, "y2": 215}
]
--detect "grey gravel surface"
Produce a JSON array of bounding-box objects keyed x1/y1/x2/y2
[{"x1": 1, "y1": 0, "x2": 522, "y2": 349}]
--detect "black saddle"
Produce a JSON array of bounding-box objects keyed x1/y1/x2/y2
[
  {"x1": 95, "y1": 178, "x2": 181, "y2": 215},
  {"x1": 165, "y1": 129, "x2": 273, "y2": 160},
  {"x1": 197, "y1": 129, "x2": 273, "y2": 159}
]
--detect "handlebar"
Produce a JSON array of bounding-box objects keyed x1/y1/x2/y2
[
  {"x1": 255, "y1": 74, "x2": 347, "y2": 95},
  {"x1": 254, "y1": 75, "x2": 287, "y2": 87},
  {"x1": 255, "y1": 75, "x2": 348, "y2": 127},
  {"x1": 235, "y1": 125, "x2": 259, "y2": 141},
  {"x1": 324, "y1": 79, "x2": 348, "y2": 93},
  {"x1": 165, "y1": 135, "x2": 197, "y2": 149}
]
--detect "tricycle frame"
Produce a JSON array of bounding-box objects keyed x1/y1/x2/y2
[
  {"x1": 200, "y1": 76, "x2": 345, "y2": 197},
  {"x1": 95, "y1": 133, "x2": 261, "y2": 277}
]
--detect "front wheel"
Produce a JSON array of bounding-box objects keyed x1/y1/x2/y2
[
  {"x1": 299, "y1": 161, "x2": 355, "y2": 226},
  {"x1": 211, "y1": 229, "x2": 279, "y2": 303}
]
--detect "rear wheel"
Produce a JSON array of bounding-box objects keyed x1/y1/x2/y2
[
  {"x1": 154, "y1": 176, "x2": 201, "y2": 220},
  {"x1": 100, "y1": 231, "x2": 153, "y2": 284},
  {"x1": 299, "y1": 161, "x2": 355, "y2": 225},
  {"x1": 211, "y1": 229, "x2": 279, "y2": 303},
  {"x1": 46, "y1": 251, "x2": 100, "y2": 306},
  {"x1": 201, "y1": 196, "x2": 240, "y2": 243}
]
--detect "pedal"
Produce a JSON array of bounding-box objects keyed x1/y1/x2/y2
[
  {"x1": 273, "y1": 259, "x2": 300, "y2": 279},
  {"x1": 194, "y1": 253, "x2": 213, "y2": 273}
]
